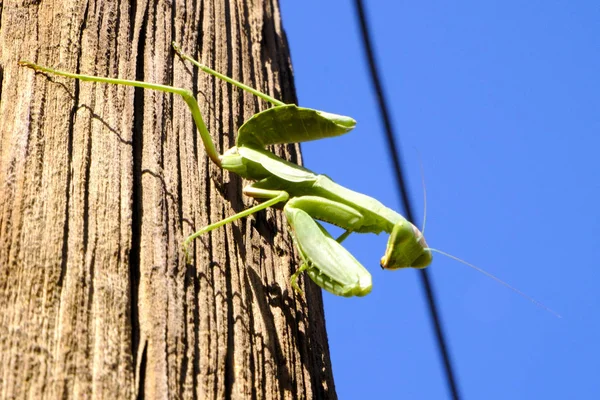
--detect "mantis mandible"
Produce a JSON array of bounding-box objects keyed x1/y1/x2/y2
[{"x1": 19, "y1": 44, "x2": 559, "y2": 314}]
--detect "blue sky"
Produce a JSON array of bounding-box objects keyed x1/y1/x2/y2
[{"x1": 280, "y1": 1, "x2": 600, "y2": 399}]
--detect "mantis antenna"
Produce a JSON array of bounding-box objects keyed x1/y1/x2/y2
[
  {"x1": 426, "y1": 248, "x2": 562, "y2": 318},
  {"x1": 412, "y1": 153, "x2": 559, "y2": 317},
  {"x1": 416, "y1": 150, "x2": 428, "y2": 235}
]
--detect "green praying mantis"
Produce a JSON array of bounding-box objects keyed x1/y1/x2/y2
[{"x1": 19, "y1": 43, "x2": 560, "y2": 314}]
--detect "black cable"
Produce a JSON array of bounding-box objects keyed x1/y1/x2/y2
[{"x1": 352, "y1": 1, "x2": 461, "y2": 399}]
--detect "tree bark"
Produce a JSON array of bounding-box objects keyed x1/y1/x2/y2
[{"x1": 0, "y1": 1, "x2": 336, "y2": 398}]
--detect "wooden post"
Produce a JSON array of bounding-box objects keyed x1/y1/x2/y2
[{"x1": 0, "y1": 1, "x2": 336, "y2": 398}]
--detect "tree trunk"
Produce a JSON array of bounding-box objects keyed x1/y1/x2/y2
[{"x1": 0, "y1": 1, "x2": 336, "y2": 398}]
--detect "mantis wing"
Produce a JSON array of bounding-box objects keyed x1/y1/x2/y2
[{"x1": 237, "y1": 105, "x2": 356, "y2": 148}]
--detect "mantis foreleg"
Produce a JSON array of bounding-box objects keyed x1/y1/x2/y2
[
  {"x1": 243, "y1": 180, "x2": 373, "y2": 296},
  {"x1": 290, "y1": 229, "x2": 353, "y2": 296},
  {"x1": 189, "y1": 180, "x2": 373, "y2": 296},
  {"x1": 284, "y1": 205, "x2": 372, "y2": 297}
]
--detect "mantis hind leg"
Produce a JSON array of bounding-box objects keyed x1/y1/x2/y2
[
  {"x1": 19, "y1": 60, "x2": 222, "y2": 166},
  {"x1": 172, "y1": 42, "x2": 285, "y2": 107}
]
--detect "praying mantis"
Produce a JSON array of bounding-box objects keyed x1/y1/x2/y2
[
  {"x1": 19, "y1": 43, "x2": 559, "y2": 314},
  {"x1": 19, "y1": 43, "x2": 430, "y2": 298}
]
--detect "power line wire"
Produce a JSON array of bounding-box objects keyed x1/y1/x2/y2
[{"x1": 352, "y1": 2, "x2": 461, "y2": 399}]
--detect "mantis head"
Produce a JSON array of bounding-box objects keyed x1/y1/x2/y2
[{"x1": 380, "y1": 220, "x2": 432, "y2": 270}]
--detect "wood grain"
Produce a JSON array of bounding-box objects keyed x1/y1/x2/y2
[{"x1": 0, "y1": 1, "x2": 336, "y2": 398}]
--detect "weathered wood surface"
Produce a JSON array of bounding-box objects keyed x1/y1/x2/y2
[{"x1": 0, "y1": 1, "x2": 336, "y2": 398}]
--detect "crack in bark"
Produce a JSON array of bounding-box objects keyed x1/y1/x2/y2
[{"x1": 129, "y1": 2, "x2": 148, "y2": 392}]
